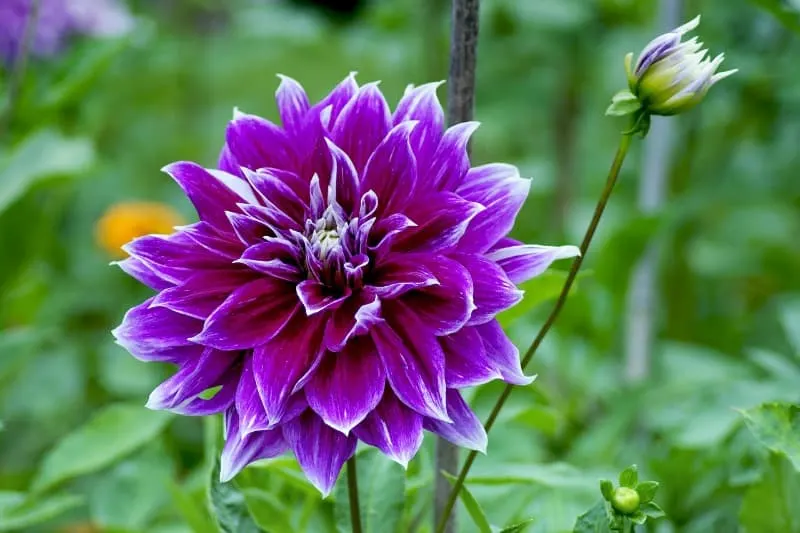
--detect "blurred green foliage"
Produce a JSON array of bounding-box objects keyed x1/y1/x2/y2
[{"x1": 1, "y1": 0, "x2": 799, "y2": 531}]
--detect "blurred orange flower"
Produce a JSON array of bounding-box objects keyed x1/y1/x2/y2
[{"x1": 96, "y1": 201, "x2": 184, "y2": 258}]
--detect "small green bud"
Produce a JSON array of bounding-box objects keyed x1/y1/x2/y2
[{"x1": 611, "y1": 487, "x2": 640, "y2": 514}]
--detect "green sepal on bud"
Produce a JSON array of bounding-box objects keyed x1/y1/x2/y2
[{"x1": 605, "y1": 90, "x2": 641, "y2": 117}]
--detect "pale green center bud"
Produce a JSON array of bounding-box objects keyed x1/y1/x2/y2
[{"x1": 611, "y1": 487, "x2": 640, "y2": 514}]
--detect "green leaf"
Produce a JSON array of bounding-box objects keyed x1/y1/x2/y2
[
  {"x1": 599, "y1": 480, "x2": 614, "y2": 502},
  {"x1": 208, "y1": 457, "x2": 260, "y2": 533},
  {"x1": 634, "y1": 481, "x2": 658, "y2": 503},
  {"x1": 0, "y1": 492, "x2": 84, "y2": 531},
  {"x1": 640, "y1": 502, "x2": 665, "y2": 519},
  {"x1": 32, "y1": 403, "x2": 172, "y2": 492},
  {"x1": 605, "y1": 90, "x2": 641, "y2": 116},
  {"x1": 572, "y1": 501, "x2": 613, "y2": 533},
  {"x1": 443, "y1": 471, "x2": 492, "y2": 533},
  {"x1": 335, "y1": 450, "x2": 406, "y2": 533},
  {"x1": 740, "y1": 403, "x2": 800, "y2": 471},
  {"x1": 618, "y1": 465, "x2": 638, "y2": 489},
  {"x1": 740, "y1": 454, "x2": 800, "y2": 533},
  {"x1": 167, "y1": 481, "x2": 217, "y2": 533},
  {"x1": 242, "y1": 488, "x2": 295, "y2": 533},
  {"x1": 496, "y1": 518, "x2": 535, "y2": 532},
  {"x1": 0, "y1": 130, "x2": 94, "y2": 216},
  {"x1": 749, "y1": 0, "x2": 800, "y2": 34},
  {"x1": 497, "y1": 270, "x2": 569, "y2": 327},
  {"x1": 630, "y1": 511, "x2": 647, "y2": 525}
]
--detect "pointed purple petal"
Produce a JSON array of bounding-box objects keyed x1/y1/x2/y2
[
  {"x1": 486, "y1": 244, "x2": 580, "y2": 284},
  {"x1": 423, "y1": 121, "x2": 479, "y2": 192},
  {"x1": 454, "y1": 253, "x2": 523, "y2": 325},
  {"x1": 283, "y1": 411, "x2": 357, "y2": 496},
  {"x1": 113, "y1": 298, "x2": 201, "y2": 359},
  {"x1": 174, "y1": 372, "x2": 238, "y2": 415},
  {"x1": 220, "y1": 408, "x2": 288, "y2": 482},
  {"x1": 224, "y1": 111, "x2": 297, "y2": 173},
  {"x1": 226, "y1": 212, "x2": 269, "y2": 246},
  {"x1": 396, "y1": 192, "x2": 484, "y2": 253},
  {"x1": 242, "y1": 168, "x2": 308, "y2": 222},
  {"x1": 114, "y1": 257, "x2": 173, "y2": 291},
  {"x1": 323, "y1": 291, "x2": 384, "y2": 352},
  {"x1": 392, "y1": 82, "x2": 444, "y2": 167},
  {"x1": 305, "y1": 338, "x2": 385, "y2": 434},
  {"x1": 252, "y1": 314, "x2": 326, "y2": 426},
  {"x1": 163, "y1": 162, "x2": 252, "y2": 231},
  {"x1": 191, "y1": 278, "x2": 299, "y2": 350},
  {"x1": 124, "y1": 231, "x2": 231, "y2": 284},
  {"x1": 180, "y1": 221, "x2": 244, "y2": 260},
  {"x1": 297, "y1": 281, "x2": 351, "y2": 316},
  {"x1": 370, "y1": 255, "x2": 439, "y2": 299},
  {"x1": 442, "y1": 326, "x2": 500, "y2": 388},
  {"x1": 456, "y1": 163, "x2": 531, "y2": 253},
  {"x1": 423, "y1": 390, "x2": 487, "y2": 452},
  {"x1": 354, "y1": 391, "x2": 423, "y2": 468},
  {"x1": 475, "y1": 320, "x2": 534, "y2": 386},
  {"x1": 275, "y1": 74, "x2": 310, "y2": 137},
  {"x1": 330, "y1": 83, "x2": 392, "y2": 173},
  {"x1": 235, "y1": 356, "x2": 271, "y2": 434},
  {"x1": 394, "y1": 255, "x2": 474, "y2": 335},
  {"x1": 237, "y1": 240, "x2": 302, "y2": 282},
  {"x1": 361, "y1": 121, "x2": 418, "y2": 216},
  {"x1": 146, "y1": 348, "x2": 235, "y2": 411},
  {"x1": 151, "y1": 269, "x2": 258, "y2": 320},
  {"x1": 325, "y1": 139, "x2": 360, "y2": 215},
  {"x1": 372, "y1": 308, "x2": 449, "y2": 422}
]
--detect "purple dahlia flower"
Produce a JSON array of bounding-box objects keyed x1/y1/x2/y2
[
  {"x1": 113, "y1": 74, "x2": 579, "y2": 496},
  {"x1": 0, "y1": 0, "x2": 133, "y2": 65}
]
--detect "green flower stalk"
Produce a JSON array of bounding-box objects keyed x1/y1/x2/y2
[{"x1": 607, "y1": 15, "x2": 737, "y2": 131}]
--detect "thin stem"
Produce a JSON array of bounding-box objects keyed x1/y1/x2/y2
[
  {"x1": 436, "y1": 0, "x2": 480, "y2": 532},
  {"x1": 434, "y1": 129, "x2": 635, "y2": 533},
  {"x1": 1, "y1": 0, "x2": 41, "y2": 139},
  {"x1": 347, "y1": 457, "x2": 363, "y2": 533}
]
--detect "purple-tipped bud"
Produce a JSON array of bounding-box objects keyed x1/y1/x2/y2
[{"x1": 624, "y1": 15, "x2": 737, "y2": 116}]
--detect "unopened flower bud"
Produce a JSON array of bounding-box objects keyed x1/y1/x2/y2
[
  {"x1": 625, "y1": 15, "x2": 737, "y2": 116},
  {"x1": 611, "y1": 487, "x2": 640, "y2": 514}
]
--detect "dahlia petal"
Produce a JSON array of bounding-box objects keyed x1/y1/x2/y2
[
  {"x1": 442, "y1": 327, "x2": 500, "y2": 388},
  {"x1": 162, "y1": 162, "x2": 248, "y2": 231},
  {"x1": 424, "y1": 121, "x2": 480, "y2": 191},
  {"x1": 146, "y1": 348, "x2": 234, "y2": 411},
  {"x1": 220, "y1": 408, "x2": 287, "y2": 482},
  {"x1": 174, "y1": 374, "x2": 238, "y2": 416},
  {"x1": 242, "y1": 168, "x2": 308, "y2": 222},
  {"x1": 283, "y1": 412, "x2": 357, "y2": 497},
  {"x1": 124, "y1": 232, "x2": 230, "y2": 284},
  {"x1": 486, "y1": 244, "x2": 581, "y2": 284},
  {"x1": 324, "y1": 291, "x2": 383, "y2": 352},
  {"x1": 475, "y1": 320, "x2": 534, "y2": 386},
  {"x1": 396, "y1": 255, "x2": 474, "y2": 335},
  {"x1": 315, "y1": 72, "x2": 359, "y2": 127},
  {"x1": 218, "y1": 145, "x2": 239, "y2": 176},
  {"x1": 423, "y1": 390, "x2": 487, "y2": 453},
  {"x1": 236, "y1": 356, "x2": 271, "y2": 434},
  {"x1": 224, "y1": 110, "x2": 296, "y2": 172},
  {"x1": 361, "y1": 121, "x2": 418, "y2": 216},
  {"x1": 354, "y1": 391, "x2": 423, "y2": 468},
  {"x1": 226, "y1": 211, "x2": 269, "y2": 246},
  {"x1": 113, "y1": 257, "x2": 173, "y2": 291},
  {"x1": 192, "y1": 278, "x2": 299, "y2": 350},
  {"x1": 454, "y1": 253, "x2": 523, "y2": 325},
  {"x1": 456, "y1": 164, "x2": 531, "y2": 253},
  {"x1": 275, "y1": 74, "x2": 310, "y2": 137},
  {"x1": 151, "y1": 269, "x2": 258, "y2": 320},
  {"x1": 252, "y1": 314, "x2": 325, "y2": 426},
  {"x1": 330, "y1": 83, "x2": 392, "y2": 173},
  {"x1": 325, "y1": 139, "x2": 360, "y2": 214},
  {"x1": 113, "y1": 298, "x2": 200, "y2": 359},
  {"x1": 396, "y1": 192, "x2": 484, "y2": 253},
  {"x1": 297, "y1": 281, "x2": 351, "y2": 315},
  {"x1": 372, "y1": 315, "x2": 449, "y2": 422},
  {"x1": 237, "y1": 240, "x2": 302, "y2": 282},
  {"x1": 180, "y1": 221, "x2": 244, "y2": 259},
  {"x1": 208, "y1": 169, "x2": 260, "y2": 206},
  {"x1": 370, "y1": 255, "x2": 439, "y2": 299},
  {"x1": 392, "y1": 82, "x2": 445, "y2": 167},
  {"x1": 369, "y1": 213, "x2": 417, "y2": 259},
  {"x1": 305, "y1": 338, "x2": 386, "y2": 434},
  {"x1": 238, "y1": 203, "x2": 302, "y2": 233}
]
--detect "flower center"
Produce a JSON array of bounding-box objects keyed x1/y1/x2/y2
[{"x1": 315, "y1": 228, "x2": 341, "y2": 261}]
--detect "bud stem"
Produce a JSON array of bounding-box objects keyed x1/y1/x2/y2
[
  {"x1": 434, "y1": 124, "x2": 636, "y2": 533},
  {"x1": 347, "y1": 457, "x2": 363, "y2": 533}
]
